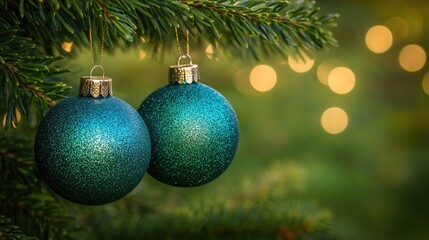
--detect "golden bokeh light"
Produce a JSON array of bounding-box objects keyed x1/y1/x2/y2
[
  {"x1": 235, "y1": 69, "x2": 254, "y2": 94},
  {"x1": 288, "y1": 54, "x2": 315, "y2": 73},
  {"x1": 321, "y1": 107, "x2": 349, "y2": 134},
  {"x1": 385, "y1": 17, "x2": 409, "y2": 40},
  {"x1": 2, "y1": 110, "x2": 22, "y2": 128},
  {"x1": 61, "y1": 41, "x2": 74, "y2": 53},
  {"x1": 139, "y1": 49, "x2": 147, "y2": 60},
  {"x1": 317, "y1": 59, "x2": 342, "y2": 86},
  {"x1": 249, "y1": 65, "x2": 277, "y2": 92},
  {"x1": 399, "y1": 44, "x2": 426, "y2": 72},
  {"x1": 140, "y1": 36, "x2": 147, "y2": 43},
  {"x1": 328, "y1": 67, "x2": 356, "y2": 94},
  {"x1": 365, "y1": 25, "x2": 393, "y2": 53},
  {"x1": 422, "y1": 72, "x2": 429, "y2": 95},
  {"x1": 206, "y1": 45, "x2": 214, "y2": 59}
]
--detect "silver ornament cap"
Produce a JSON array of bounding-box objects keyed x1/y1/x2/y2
[
  {"x1": 169, "y1": 54, "x2": 200, "y2": 84},
  {"x1": 79, "y1": 65, "x2": 113, "y2": 98}
]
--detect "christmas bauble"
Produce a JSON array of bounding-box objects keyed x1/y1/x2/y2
[
  {"x1": 35, "y1": 75, "x2": 151, "y2": 205},
  {"x1": 138, "y1": 62, "x2": 239, "y2": 187}
]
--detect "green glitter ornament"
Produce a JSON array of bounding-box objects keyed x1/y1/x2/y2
[
  {"x1": 138, "y1": 56, "x2": 239, "y2": 187},
  {"x1": 34, "y1": 66, "x2": 151, "y2": 205}
]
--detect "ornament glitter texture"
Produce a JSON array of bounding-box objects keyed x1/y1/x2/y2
[
  {"x1": 138, "y1": 60, "x2": 239, "y2": 187},
  {"x1": 35, "y1": 68, "x2": 151, "y2": 205}
]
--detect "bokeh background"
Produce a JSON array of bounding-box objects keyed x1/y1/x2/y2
[{"x1": 58, "y1": 0, "x2": 429, "y2": 239}]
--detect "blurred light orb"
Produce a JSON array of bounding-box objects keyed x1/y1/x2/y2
[
  {"x1": 321, "y1": 107, "x2": 348, "y2": 134},
  {"x1": 206, "y1": 45, "x2": 214, "y2": 59},
  {"x1": 61, "y1": 41, "x2": 73, "y2": 53},
  {"x1": 288, "y1": 55, "x2": 314, "y2": 73},
  {"x1": 422, "y1": 72, "x2": 429, "y2": 95},
  {"x1": 2, "y1": 109, "x2": 21, "y2": 128},
  {"x1": 250, "y1": 65, "x2": 277, "y2": 92},
  {"x1": 385, "y1": 17, "x2": 409, "y2": 40},
  {"x1": 399, "y1": 44, "x2": 426, "y2": 72},
  {"x1": 139, "y1": 50, "x2": 147, "y2": 60},
  {"x1": 328, "y1": 67, "x2": 356, "y2": 94},
  {"x1": 317, "y1": 59, "x2": 342, "y2": 86},
  {"x1": 365, "y1": 25, "x2": 393, "y2": 53}
]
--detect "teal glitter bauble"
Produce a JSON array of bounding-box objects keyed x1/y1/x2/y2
[
  {"x1": 35, "y1": 77, "x2": 151, "y2": 205},
  {"x1": 138, "y1": 81, "x2": 239, "y2": 187}
]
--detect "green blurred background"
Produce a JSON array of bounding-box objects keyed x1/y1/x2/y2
[{"x1": 62, "y1": 0, "x2": 429, "y2": 239}]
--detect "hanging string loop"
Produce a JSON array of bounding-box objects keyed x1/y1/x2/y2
[
  {"x1": 177, "y1": 54, "x2": 192, "y2": 66},
  {"x1": 90, "y1": 65, "x2": 105, "y2": 78},
  {"x1": 89, "y1": 19, "x2": 106, "y2": 70}
]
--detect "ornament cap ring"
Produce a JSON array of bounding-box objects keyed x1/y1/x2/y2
[
  {"x1": 90, "y1": 64, "x2": 105, "y2": 78},
  {"x1": 80, "y1": 65, "x2": 113, "y2": 98},
  {"x1": 177, "y1": 54, "x2": 192, "y2": 66}
]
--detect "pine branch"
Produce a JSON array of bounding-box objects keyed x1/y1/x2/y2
[
  {"x1": 82, "y1": 163, "x2": 333, "y2": 239},
  {"x1": 0, "y1": 0, "x2": 338, "y2": 56},
  {"x1": 0, "y1": 0, "x2": 337, "y2": 127},
  {"x1": 0, "y1": 25, "x2": 71, "y2": 129},
  {"x1": 0, "y1": 215, "x2": 37, "y2": 240},
  {"x1": 179, "y1": 0, "x2": 338, "y2": 58}
]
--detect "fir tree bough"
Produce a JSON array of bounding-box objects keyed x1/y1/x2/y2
[
  {"x1": 0, "y1": 215, "x2": 36, "y2": 240},
  {"x1": 80, "y1": 163, "x2": 334, "y2": 240},
  {"x1": 0, "y1": 0, "x2": 338, "y2": 125},
  {"x1": 0, "y1": 0, "x2": 338, "y2": 239}
]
